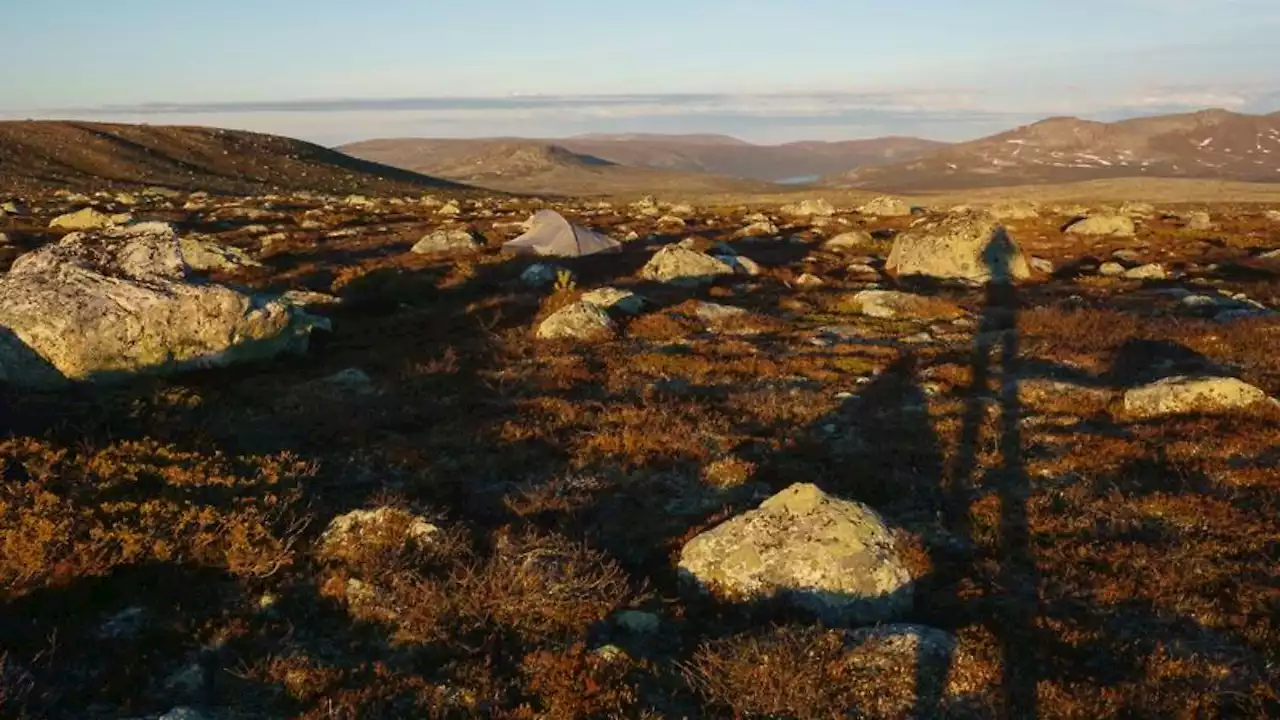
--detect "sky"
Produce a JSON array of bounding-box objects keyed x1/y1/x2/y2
[{"x1": 1, "y1": 0, "x2": 1277, "y2": 145}]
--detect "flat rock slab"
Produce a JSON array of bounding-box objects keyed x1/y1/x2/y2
[{"x1": 678, "y1": 482, "x2": 912, "y2": 625}]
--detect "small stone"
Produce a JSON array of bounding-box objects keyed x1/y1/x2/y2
[
  {"x1": 1030, "y1": 257, "x2": 1054, "y2": 274},
  {"x1": 1099, "y1": 262, "x2": 1126, "y2": 277},
  {"x1": 781, "y1": 198, "x2": 836, "y2": 217},
  {"x1": 318, "y1": 507, "x2": 439, "y2": 560},
  {"x1": 740, "y1": 220, "x2": 780, "y2": 237},
  {"x1": 613, "y1": 610, "x2": 661, "y2": 635},
  {"x1": 521, "y1": 263, "x2": 561, "y2": 288},
  {"x1": 718, "y1": 254, "x2": 761, "y2": 276},
  {"x1": 1124, "y1": 263, "x2": 1167, "y2": 280},
  {"x1": 437, "y1": 201, "x2": 462, "y2": 217},
  {"x1": 794, "y1": 273, "x2": 825, "y2": 288}
]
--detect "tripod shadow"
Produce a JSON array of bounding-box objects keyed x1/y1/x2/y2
[{"x1": 932, "y1": 226, "x2": 1037, "y2": 717}]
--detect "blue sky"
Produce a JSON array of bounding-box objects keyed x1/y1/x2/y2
[{"x1": 2, "y1": 0, "x2": 1276, "y2": 143}]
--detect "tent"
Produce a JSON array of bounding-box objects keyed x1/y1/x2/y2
[{"x1": 502, "y1": 210, "x2": 622, "y2": 258}]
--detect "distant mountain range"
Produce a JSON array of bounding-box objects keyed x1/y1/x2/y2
[{"x1": 828, "y1": 109, "x2": 1280, "y2": 191}]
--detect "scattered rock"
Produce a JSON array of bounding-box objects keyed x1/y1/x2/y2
[
  {"x1": 1098, "y1": 262, "x2": 1127, "y2": 277},
  {"x1": 1030, "y1": 257, "x2": 1054, "y2": 274},
  {"x1": 436, "y1": 201, "x2": 462, "y2": 217},
  {"x1": 858, "y1": 196, "x2": 914, "y2": 217},
  {"x1": 411, "y1": 228, "x2": 483, "y2": 254},
  {"x1": 850, "y1": 290, "x2": 962, "y2": 320},
  {"x1": 781, "y1": 198, "x2": 835, "y2": 217},
  {"x1": 1112, "y1": 249, "x2": 1143, "y2": 264},
  {"x1": 304, "y1": 368, "x2": 376, "y2": 396},
  {"x1": 178, "y1": 236, "x2": 263, "y2": 272},
  {"x1": 1186, "y1": 211, "x2": 1215, "y2": 231},
  {"x1": 0, "y1": 223, "x2": 323, "y2": 388},
  {"x1": 886, "y1": 212, "x2": 1030, "y2": 283},
  {"x1": 1124, "y1": 263, "x2": 1167, "y2": 280},
  {"x1": 718, "y1": 254, "x2": 762, "y2": 276},
  {"x1": 1123, "y1": 376, "x2": 1270, "y2": 418},
  {"x1": 581, "y1": 287, "x2": 647, "y2": 315},
  {"x1": 794, "y1": 273, "x2": 825, "y2": 289},
  {"x1": 739, "y1": 219, "x2": 780, "y2": 237},
  {"x1": 1120, "y1": 201, "x2": 1156, "y2": 217},
  {"x1": 989, "y1": 201, "x2": 1040, "y2": 220},
  {"x1": 537, "y1": 301, "x2": 617, "y2": 341},
  {"x1": 823, "y1": 230, "x2": 875, "y2": 252},
  {"x1": 640, "y1": 246, "x2": 736, "y2": 286},
  {"x1": 1066, "y1": 214, "x2": 1136, "y2": 237},
  {"x1": 692, "y1": 302, "x2": 748, "y2": 324},
  {"x1": 657, "y1": 215, "x2": 687, "y2": 228},
  {"x1": 1264, "y1": 209, "x2": 1280, "y2": 223},
  {"x1": 678, "y1": 483, "x2": 912, "y2": 624}
]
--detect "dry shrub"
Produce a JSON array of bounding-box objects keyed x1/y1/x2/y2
[
  {"x1": 518, "y1": 643, "x2": 641, "y2": 719},
  {"x1": 381, "y1": 529, "x2": 634, "y2": 647},
  {"x1": 0, "y1": 439, "x2": 312, "y2": 598},
  {"x1": 626, "y1": 312, "x2": 699, "y2": 341},
  {"x1": 687, "y1": 625, "x2": 954, "y2": 720}
]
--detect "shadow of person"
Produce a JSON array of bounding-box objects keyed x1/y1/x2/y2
[{"x1": 941, "y1": 224, "x2": 1038, "y2": 717}]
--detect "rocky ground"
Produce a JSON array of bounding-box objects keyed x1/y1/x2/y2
[{"x1": 1, "y1": 188, "x2": 1279, "y2": 719}]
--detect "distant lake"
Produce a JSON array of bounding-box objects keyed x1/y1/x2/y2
[{"x1": 776, "y1": 175, "x2": 819, "y2": 185}]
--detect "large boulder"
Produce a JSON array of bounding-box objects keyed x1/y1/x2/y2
[
  {"x1": 1066, "y1": 214, "x2": 1136, "y2": 237},
  {"x1": 536, "y1": 301, "x2": 617, "y2": 341},
  {"x1": 886, "y1": 213, "x2": 1030, "y2": 283},
  {"x1": 0, "y1": 223, "x2": 325, "y2": 388},
  {"x1": 1123, "y1": 376, "x2": 1270, "y2": 418},
  {"x1": 678, "y1": 483, "x2": 912, "y2": 624},
  {"x1": 640, "y1": 246, "x2": 736, "y2": 286},
  {"x1": 823, "y1": 230, "x2": 875, "y2": 252}
]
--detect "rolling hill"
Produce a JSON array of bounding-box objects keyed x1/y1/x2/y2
[
  {"x1": 337, "y1": 138, "x2": 774, "y2": 196},
  {"x1": 827, "y1": 109, "x2": 1280, "y2": 191},
  {"x1": 0, "y1": 121, "x2": 464, "y2": 196}
]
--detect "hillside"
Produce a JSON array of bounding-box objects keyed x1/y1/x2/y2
[
  {"x1": 554, "y1": 135, "x2": 948, "y2": 181},
  {"x1": 0, "y1": 121, "x2": 464, "y2": 196},
  {"x1": 338, "y1": 138, "x2": 773, "y2": 196},
  {"x1": 829, "y1": 109, "x2": 1280, "y2": 191}
]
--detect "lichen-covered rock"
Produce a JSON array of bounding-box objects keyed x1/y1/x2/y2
[
  {"x1": 1066, "y1": 214, "x2": 1136, "y2": 237},
  {"x1": 318, "y1": 507, "x2": 439, "y2": 563},
  {"x1": 886, "y1": 213, "x2": 1030, "y2": 283},
  {"x1": 641, "y1": 246, "x2": 736, "y2": 286},
  {"x1": 0, "y1": 223, "x2": 323, "y2": 388},
  {"x1": 49, "y1": 207, "x2": 124, "y2": 231},
  {"x1": 782, "y1": 198, "x2": 836, "y2": 217},
  {"x1": 989, "y1": 201, "x2": 1040, "y2": 220},
  {"x1": 739, "y1": 219, "x2": 780, "y2": 238},
  {"x1": 850, "y1": 290, "x2": 962, "y2": 320},
  {"x1": 178, "y1": 236, "x2": 264, "y2": 272},
  {"x1": 411, "y1": 228, "x2": 483, "y2": 254},
  {"x1": 581, "y1": 287, "x2": 646, "y2": 315},
  {"x1": 536, "y1": 301, "x2": 617, "y2": 340},
  {"x1": 678, "y1": 483, "x2": 912, "y2": 624},
  {"x1": 858, "y1": 196, "x2": 914, "y2": 217},
  {"x1": 1123, "y1": 376, "x2": 1270, "y2": 418}
]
